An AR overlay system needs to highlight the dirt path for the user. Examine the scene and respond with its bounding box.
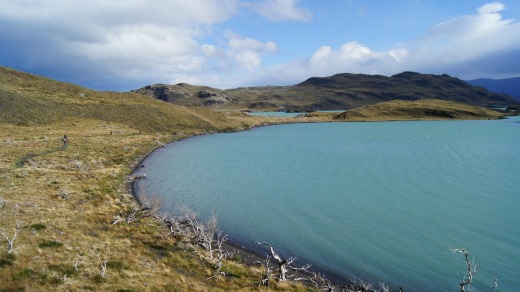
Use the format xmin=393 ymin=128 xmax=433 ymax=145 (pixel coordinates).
xmin=15 ymin=143 xmax=67 ymax=168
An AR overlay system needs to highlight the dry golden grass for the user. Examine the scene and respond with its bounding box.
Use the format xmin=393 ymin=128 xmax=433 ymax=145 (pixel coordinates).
xmin=0 ymin=114 xmax=323 ymax=291
xmin=0 ymin=109 xmax=507 ymax=290
xmin=334 ymin=99 xmax=506 ymax=121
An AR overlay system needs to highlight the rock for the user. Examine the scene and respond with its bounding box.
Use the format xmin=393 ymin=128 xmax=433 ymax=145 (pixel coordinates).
xmin=197 ymin=91 xmax=214 ymax=98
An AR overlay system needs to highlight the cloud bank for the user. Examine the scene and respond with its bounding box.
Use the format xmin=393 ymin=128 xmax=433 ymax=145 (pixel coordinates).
xmin=255 ymin=2 xmax=520 ymax=86
xmin=0 ymin=1 xmax=518 ymax=90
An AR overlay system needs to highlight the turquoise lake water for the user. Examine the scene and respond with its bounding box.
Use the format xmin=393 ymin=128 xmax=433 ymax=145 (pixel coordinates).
xmin=247 ymin=110 xmax=344 ymax=117
xmin=135 ymin=117 xmax=520 ymax=291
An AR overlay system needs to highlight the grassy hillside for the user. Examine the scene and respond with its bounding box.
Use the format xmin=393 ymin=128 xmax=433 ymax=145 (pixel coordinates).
xmin=334 ymin=99 xmax=506 ymax=121
xmin=0 ymin=66 xmax=247 ymax=133
xmin=132 ymin=71 xmax=518 ymax=112
xmin=0 ymin=66 xmax=313 ymax=291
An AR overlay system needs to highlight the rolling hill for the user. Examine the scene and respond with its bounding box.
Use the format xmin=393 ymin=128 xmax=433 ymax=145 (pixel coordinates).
xmin=0 ymin=66 xmax=248 ymax=133
xmin=333 ymin=99 xmax=506 ymax=121
xmin=132 ymin=71 xmax=518 ymax=112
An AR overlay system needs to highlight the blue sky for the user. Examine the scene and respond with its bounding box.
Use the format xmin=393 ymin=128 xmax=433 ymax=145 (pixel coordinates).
xmin=1 ymin=0 xmax=519 ymax=91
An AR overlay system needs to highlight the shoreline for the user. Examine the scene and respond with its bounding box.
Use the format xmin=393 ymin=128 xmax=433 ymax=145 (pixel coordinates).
xmin=126 ymin=123 xmax=356 ymax=288
xmin=125 ymin=114 xmax=518 ymax=289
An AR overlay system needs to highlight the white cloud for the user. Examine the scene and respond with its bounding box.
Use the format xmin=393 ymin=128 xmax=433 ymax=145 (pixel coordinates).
xmin=405 ymin=2 xmax=520 ymax=77
xmin=244 ymin=0 xmax=312 ymax=22
xmin=201 ymin=32 xmax=277 ymax=72
xmin=228 ymin=33 xmax=277 ymax=53
xmin=0 ymin=1 xmax=518 ymax=90
xmin=477 ymin=2 xmax=506 ymax=15
xmin=260 ymin=41 xmax=406 ymax=85
xmin=253 ymin=2 xmax=520 ymax=86
xmin=0 ymin=0 xmax=242 ymax=88
xmin=0 ymin=0 xmax=240 ymax=26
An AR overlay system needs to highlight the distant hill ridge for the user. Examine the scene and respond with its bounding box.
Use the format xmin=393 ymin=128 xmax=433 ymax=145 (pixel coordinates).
xmin=133 ymin=71 xmax=518 ymax=111
xmin=466 ymin=77 xmax=520 ymax=101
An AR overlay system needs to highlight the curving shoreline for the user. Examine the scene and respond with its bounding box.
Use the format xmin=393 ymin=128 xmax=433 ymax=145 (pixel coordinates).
xmin=126 ymin=109 xmax=516 ymax=289
xmin=127 ymin=121 xmax=356 ymax=288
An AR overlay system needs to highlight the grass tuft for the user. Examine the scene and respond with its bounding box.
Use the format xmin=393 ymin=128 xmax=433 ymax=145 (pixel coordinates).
xmin=38 ymin=240 xmax=64 ymax=249
xmin=29 ymin=223 xmax=47 ymax=231
xmin=16 ymin=268 xmax=38 ymax=279
xmin=0 ymin=253 xmax=15 ymax=268
xmin=106 ymin=260 xmax=125 ymax=271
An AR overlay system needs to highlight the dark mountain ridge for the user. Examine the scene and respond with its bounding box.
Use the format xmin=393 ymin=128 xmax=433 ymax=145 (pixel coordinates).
xmin=133 ymin=71 xmax=518 ymax=111
xmin=466 ymin=77 xmax=520 ymax=101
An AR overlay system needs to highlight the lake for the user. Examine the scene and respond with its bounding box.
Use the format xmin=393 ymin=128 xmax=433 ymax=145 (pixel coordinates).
xmin=134 ymin=117 xmax=520 ymax=291
xmin=247 ymin=110 xmax=344 ymax=117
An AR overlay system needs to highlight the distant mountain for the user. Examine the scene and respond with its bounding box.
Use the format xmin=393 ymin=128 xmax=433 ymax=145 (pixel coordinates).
xmin=466 ymin=77 xmax=520 ymax=101
xmin=133 ymin=72 xmax=518 ymax=111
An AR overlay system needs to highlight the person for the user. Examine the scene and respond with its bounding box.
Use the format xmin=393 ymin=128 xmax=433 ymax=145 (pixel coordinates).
xmin=63 ymin=134 xmax=67 ymax=146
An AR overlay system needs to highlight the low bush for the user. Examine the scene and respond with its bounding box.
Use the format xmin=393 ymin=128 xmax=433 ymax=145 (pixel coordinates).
xmin=29 ymin=223 xmax=47 ymax=231
xmin=38 ymin=240 xmax=63 ymax=248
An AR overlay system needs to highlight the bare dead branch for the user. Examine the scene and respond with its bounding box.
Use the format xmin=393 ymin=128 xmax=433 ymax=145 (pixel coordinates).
xmin=0 ymin=204 xmax=22 ymax=254
xmin=379 ymin=281 xmax=390 ymax=292
xmin=0 ymin=227 xmax=21 ymax=254
xmin=112 ymin=193 xmax=164 ymax=224
xmin=258 ymin=242 xmax=310 ymax=282
xmin=452 ymin=247 xmax=478 ymax=292
xmin=260 ymin=255 xmax=271 ymax=287
xmin=93 ymin=246 xmax=109 ymax=278
xmin=308 ymin=272 xmax=334 ymax=291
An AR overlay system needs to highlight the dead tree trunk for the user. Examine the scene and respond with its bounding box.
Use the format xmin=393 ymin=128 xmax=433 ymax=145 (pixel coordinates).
xmin=0 ymin=204 xmax=21 ymax=254
xmin=452 ymin=247 xmax=477 ymax=292
xmin=93 ymin=246 xmax=109 ymax=278
xmin=260 ymin=255 xmax=271 ymax=287
xmin=309 ymin=272 xmax=334 ymax=291
xmin=258 ymin=242 xmax=310 ymax=282
xmin=0 ymin=227 xmax=20 ymax=254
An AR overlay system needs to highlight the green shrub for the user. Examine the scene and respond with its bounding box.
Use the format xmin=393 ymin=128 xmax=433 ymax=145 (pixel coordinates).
xmin=30 ymin=223 xmax=47 ymax=231
xmin=48 ymin=264 xmax=77 ymax=276
xmin=49 ymin=276 xmax=64 ymax=286
xmin=38 ymin=240 xmax=63 ymax=248
xmin=17 ymin=268 xmax=38 ymax=279
xmin=231 ymin=255 xmax=242 ymax=263
xmin=106 ymin=260 xmax=125 ymax=271
xmin=0 ymin=253 xmax=15 ymax=268
xmin=93 ymin=274 xmax=105 ymax=284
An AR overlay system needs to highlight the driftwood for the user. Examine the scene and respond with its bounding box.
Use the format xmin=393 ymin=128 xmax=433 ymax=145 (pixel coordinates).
xmin=258 ymin=242 xmax=310 ymax=282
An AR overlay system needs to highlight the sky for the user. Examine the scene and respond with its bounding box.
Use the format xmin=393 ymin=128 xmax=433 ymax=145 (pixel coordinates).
xmin=1 ymin=0 xmax=519 ymax=91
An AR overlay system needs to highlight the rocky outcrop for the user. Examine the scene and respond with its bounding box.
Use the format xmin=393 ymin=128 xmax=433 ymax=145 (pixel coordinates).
xmin=131 ymin=85 xmax=232 ymax=107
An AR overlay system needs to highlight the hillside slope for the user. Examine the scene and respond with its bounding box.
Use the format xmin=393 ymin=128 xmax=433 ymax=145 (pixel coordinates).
xmin=0 ymin=66 xmax=241 ymax=132
xmin=132 ymin=71 xmax=518 ymax=111
xmin=334 ymin=99 xmax=506 ymax=121
xmin=0 ymin=67 xmax=306 ymax=291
